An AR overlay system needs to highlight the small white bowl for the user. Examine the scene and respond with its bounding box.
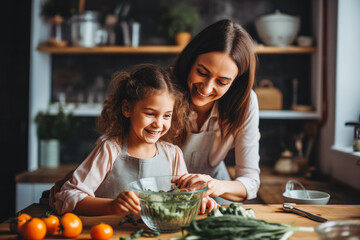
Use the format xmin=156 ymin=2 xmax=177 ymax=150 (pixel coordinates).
xmin=283 ymin=190 xmax=330 ymax=205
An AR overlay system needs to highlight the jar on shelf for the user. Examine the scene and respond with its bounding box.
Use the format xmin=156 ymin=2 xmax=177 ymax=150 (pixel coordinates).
xmin=47 ymin=14 xmax=67 ymax=47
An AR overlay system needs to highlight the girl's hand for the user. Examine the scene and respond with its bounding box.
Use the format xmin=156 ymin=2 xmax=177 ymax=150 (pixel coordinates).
xmin=112 ymin=190 xmax=141 ymax=214
xmin=174 ymin=173 xmax=226 ymax=198
xmin=199 ymin=196 xmax=219 ymax=214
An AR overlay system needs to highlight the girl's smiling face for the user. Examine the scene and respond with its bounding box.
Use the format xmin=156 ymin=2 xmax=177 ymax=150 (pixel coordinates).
xmin=124 ymin=90 xmax=175 ymax=145
xmin=187 ymin=51 xmax=239 ymax=111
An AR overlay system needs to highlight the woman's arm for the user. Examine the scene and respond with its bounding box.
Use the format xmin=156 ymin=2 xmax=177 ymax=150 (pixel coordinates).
xmin=232 ymin=90 xmax=260 ymax=200
xmin=175 ymin=174 xmax=247 ymax=202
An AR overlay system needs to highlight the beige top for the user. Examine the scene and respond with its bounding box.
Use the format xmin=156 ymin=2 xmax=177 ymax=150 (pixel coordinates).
xmin=53 ymin=137 xmax=187 ymax=214
xmin=186 ymin=90 xmax=261 ymax=200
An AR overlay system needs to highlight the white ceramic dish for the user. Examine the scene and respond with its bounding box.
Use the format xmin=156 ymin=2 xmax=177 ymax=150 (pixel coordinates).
xmin=283 ymin=189 xmax=330 ymax=205
xmin=255 ymin=10 xmax=300 ymax=46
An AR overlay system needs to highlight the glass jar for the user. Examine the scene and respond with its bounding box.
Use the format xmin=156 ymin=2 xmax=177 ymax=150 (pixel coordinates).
xmin=316 ymin=220 xmax=360 ymax=240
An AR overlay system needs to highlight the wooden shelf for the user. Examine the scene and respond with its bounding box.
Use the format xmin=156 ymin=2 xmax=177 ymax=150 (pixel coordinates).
xmin=37 ymin=45 xmax=317 ymax=55
xmin=37 ymin=45 xmax=185 ymax=54
xmin=255 ymin=45 xmax=317 ymax=54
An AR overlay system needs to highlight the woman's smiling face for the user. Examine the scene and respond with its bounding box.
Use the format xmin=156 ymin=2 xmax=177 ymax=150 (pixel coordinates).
xmin=187 ymin=51 xmax=239 ymax=110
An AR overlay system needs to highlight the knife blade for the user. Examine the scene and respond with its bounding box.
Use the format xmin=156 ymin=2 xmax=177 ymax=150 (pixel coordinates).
xmin=283 ymin=204 xmax=328 ymax=223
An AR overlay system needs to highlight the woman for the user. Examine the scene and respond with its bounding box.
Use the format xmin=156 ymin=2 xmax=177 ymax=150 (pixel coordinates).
xmin=173 ymin=19 xmax=260 ymax=204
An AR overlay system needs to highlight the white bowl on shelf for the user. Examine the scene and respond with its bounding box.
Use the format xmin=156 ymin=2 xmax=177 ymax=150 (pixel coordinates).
xmin=255 ymin=10 xmax=300 ymax=47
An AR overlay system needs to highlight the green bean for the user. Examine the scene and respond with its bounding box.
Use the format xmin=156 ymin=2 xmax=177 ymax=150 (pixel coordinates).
xmin=120 ymin=228 xmax=161 ymax=240
xmin=119 ymin=213 xmax=143 ymax=226
xmin=180 ymin=215 xmax=313 ymax=240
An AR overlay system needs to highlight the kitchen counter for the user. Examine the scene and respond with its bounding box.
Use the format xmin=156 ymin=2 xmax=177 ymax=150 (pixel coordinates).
xmin=1 ymin=203 xmax=359 ymax=239
xmin=15 ymin=164 xmax=78 ymax=183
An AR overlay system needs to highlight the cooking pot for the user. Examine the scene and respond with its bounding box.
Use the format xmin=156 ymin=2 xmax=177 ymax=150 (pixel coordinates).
xmin=255 ymin=10 xmax=300 ymax=46
xmin=70 ymin=11 xmax=101 ymax=47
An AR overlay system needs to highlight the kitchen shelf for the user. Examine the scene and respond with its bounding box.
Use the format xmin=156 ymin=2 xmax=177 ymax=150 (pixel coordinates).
xmin=47 ymin=103 xmax=320 ymax=119
xmin=47 ymin=103 xmax=102 ymax=116
xmin=259 ymin=110 xmax=319 ymax=119
xmin=37 ymin=45 xmax=317 ymax=55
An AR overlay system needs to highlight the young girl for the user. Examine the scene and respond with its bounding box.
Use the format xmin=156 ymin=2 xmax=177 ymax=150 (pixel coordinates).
xmin=50 ymin=64 xmax=217 ymax=216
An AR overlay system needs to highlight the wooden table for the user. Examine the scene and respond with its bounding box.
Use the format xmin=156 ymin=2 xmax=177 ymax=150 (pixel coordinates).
xmin=1 ymin=204 xmax=359 ymax=239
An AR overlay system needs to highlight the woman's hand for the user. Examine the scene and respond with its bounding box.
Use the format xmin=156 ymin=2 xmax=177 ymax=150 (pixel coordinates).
xmin=174 ymin=174 xmax=226 ymax=198
xmin=112 ymin=190 xmax=141 ymax=214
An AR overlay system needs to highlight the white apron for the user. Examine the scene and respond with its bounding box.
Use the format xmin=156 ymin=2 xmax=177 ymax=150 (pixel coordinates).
xmin=181 ymin=117 xmax=236 ymax=204
xmin=95 ymin=142 xmax=171 ymax=199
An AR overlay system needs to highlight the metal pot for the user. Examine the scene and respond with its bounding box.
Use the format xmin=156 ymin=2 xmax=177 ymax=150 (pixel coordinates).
xmin=70 ymin=11 xmax=100 ymax=47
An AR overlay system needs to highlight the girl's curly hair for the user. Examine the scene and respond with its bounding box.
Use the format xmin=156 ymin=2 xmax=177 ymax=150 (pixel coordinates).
xmin=96 ymin=63 xmax=190 ymax=146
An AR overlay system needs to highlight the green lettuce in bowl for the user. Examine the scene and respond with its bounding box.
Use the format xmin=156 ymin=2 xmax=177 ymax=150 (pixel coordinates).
xmin=129 ymin=176 xmax=208 ymax=233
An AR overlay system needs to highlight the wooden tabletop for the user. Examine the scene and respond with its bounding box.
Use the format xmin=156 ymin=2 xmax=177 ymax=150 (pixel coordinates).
xmin=1 ymin=204 xmax=359 ymax=239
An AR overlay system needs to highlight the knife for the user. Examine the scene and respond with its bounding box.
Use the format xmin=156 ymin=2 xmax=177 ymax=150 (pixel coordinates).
xmin=283 ymin=204 xmax=328 ymax=223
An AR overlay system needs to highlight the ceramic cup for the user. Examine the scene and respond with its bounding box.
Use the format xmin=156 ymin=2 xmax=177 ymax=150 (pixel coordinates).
xmin=297 ymin=36 xmax=313 ymax=47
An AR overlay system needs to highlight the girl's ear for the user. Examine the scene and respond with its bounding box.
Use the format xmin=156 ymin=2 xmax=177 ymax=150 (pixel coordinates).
xmin=121 ymin=100 xmax=132 ymax=118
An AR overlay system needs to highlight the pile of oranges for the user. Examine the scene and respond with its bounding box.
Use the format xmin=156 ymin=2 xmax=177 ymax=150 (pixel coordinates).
xmin=10 ymin=212 xmax=113 ymax=240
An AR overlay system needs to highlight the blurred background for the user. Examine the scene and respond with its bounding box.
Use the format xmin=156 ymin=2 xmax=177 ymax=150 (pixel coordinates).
xmin=1 ymin=0 xmax=359 ymax=223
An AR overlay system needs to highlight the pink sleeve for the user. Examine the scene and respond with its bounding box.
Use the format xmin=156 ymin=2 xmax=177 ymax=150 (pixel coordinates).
xmin=53 ymin=138 xmax=120 ymax=214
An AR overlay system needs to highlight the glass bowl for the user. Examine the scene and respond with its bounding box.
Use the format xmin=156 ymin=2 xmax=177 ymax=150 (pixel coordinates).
xmin=316 ymin=220 xmax=360 ymax=240
xmin=129 ymin=176 xmax=208 ymax=233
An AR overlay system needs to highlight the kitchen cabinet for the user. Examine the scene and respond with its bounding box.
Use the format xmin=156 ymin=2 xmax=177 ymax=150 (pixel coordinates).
xmin=28 ymin=0 xmax=324 ymax=171
xmin=15 ymin=164 xmax=77 ymax=212
xmin=16 ymin=183 xmax=53 ymax=212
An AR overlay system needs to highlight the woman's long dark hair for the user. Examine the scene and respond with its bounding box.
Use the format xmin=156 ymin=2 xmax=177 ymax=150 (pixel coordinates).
xmin=97 ymin=64 xmax=190 ymax=146
xmin=173 ymin=19 xmax=257 ymax=137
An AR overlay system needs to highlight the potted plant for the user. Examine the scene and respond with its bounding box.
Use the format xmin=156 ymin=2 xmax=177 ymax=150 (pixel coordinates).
xmin=35 ymin=105 xmax=78 ymax=168
xmin=158 ymin=2 xmax=200 ymax=46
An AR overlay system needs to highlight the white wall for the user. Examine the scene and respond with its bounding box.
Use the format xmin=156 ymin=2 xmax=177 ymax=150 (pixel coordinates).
xmin=319 ymin=0 xmax=360 ymax=189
